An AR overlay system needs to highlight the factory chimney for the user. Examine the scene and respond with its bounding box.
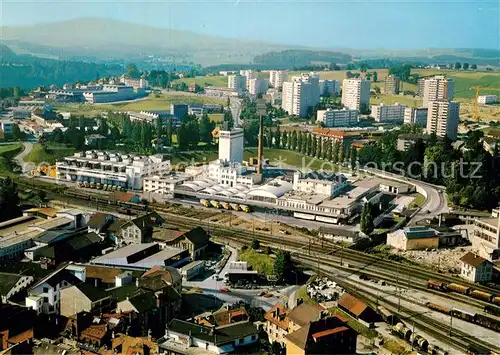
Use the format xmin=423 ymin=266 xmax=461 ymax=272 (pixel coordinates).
xmin=257 ymin=116 xmax=264 ymax=174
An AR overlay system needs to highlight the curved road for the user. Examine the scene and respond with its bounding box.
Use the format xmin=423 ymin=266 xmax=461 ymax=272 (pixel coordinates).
xmin=14 ymin=142 xmax=33 ymax=174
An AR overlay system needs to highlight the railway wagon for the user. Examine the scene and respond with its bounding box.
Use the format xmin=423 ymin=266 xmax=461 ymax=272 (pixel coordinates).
xmin=409 ymin=334 xmax=428 ymax=351
xmin=393 ymin=322 xmax=412 ymax=341
xmin=446 ymin=283 xmax=471 ymax=295
xmin=470 ymin=290 xmax=494 ymax=302
xmin=484 ymin=304 xmax=500 ymax=316
xmin=377 ymin=306 xmax=400 ymax=325
xmin=426 ymin=302 xmax=451 ymax=314
xmin=493 ymin=296 xmax=500 ymax=306
xmin=451 ymin=308 xmax=475 ymax=323
xmin=427 ymin=345 xmax=449 ymax=355
xmin=427 ymin=279 xmax=446 ymax=291
xmin=475 ymin=313 xmax=500 ymax=332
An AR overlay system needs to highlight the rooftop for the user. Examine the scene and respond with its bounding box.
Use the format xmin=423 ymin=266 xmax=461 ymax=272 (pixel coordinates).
xmin=73 ymin=283 xmax=110 ymax=302
xmin=460 ymin=252 xmax=490 ymax=268
xmin=476 ymin=217 xmax=499 ymax=229
xmin=287 ymin=303 xmax=323 ymax=327
xmin=338 ymin=293 xmax=368 ymax=317
xmin=0 ymin=272 xmax=24 ymax=296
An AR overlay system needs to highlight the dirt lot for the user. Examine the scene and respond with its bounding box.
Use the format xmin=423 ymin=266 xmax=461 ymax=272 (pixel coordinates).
xmin=395 ymin=246 xmax=474 ymax=274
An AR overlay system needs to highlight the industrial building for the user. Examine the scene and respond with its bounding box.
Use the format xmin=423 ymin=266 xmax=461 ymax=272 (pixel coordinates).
xmin=82 ymin=85 xmax=147 ymax=104
xmin=386 ymin=226 xmax=440 ymax=251
xmin=56 ymin=151 xmax=171 ymax=190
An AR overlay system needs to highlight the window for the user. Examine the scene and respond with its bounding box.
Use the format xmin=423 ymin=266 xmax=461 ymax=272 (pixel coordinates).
xmin=43 ymin=286 xmax=49 ymax=293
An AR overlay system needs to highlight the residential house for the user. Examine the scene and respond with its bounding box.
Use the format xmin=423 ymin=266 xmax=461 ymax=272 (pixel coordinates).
xmin=25 ymin=267 xmax=81 ymax=315
xmin=0 ymin=273 xmax=34 ymax=303
xmin=337 ymin=293 xmax=379 ymax=325
xmin=60 ymin=283 xmax=114 ymax=317
xmin=287 ymin=302 xmax=323 ymax=332
xmin=84 ymin=265 xmax=131 ymax=289
xmin=285 ymin=316 xmax=357 ymax=355
xmin=161 ymin=226 xmax=210 ymax=260
xmin=265 ymin=303 xmax=290 ymax=347
xmin=0 ymin=303 xmax=37 ymax=352
xmin=119 ymin=212 xmax=164 ymax=245
xmin=459 ymin=252 xmax=493 ymax=283
xmin=141 ymin=265 xmax=183 ymax=297
xmin=159 ymin=319 xmax=259 ymax=354
xmin=64 ymin=312 xmax=111 ymax=349
xmin=102 ymin=335 xmax=159 ymax=355
xmin=87 ymin=212 xmax=117 ymax=236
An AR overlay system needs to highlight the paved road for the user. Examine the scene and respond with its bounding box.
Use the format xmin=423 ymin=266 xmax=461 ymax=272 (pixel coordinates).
xmin=13 ymin=142 xmax=33 ymax=174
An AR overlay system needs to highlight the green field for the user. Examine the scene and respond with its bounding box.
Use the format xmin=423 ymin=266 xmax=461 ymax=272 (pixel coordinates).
xmin=244 ymin=148 xmax=341 ymax=172
xmin=55 ymin=93 xmax=225 ymax=117
xmin=25 ymin=144 xmax=75 ymax=164
xmin=167 ymin=151 xmax=218 ymax=166
xmin=209 ymin=113 xmax=224 ymax=123
xmin=172 ymin=75 xmax=228 ymax=87
xmin=239 ymin=248 xmax=274 ymax=275
xmin=0 ymin=143 xmax=23 ymax=174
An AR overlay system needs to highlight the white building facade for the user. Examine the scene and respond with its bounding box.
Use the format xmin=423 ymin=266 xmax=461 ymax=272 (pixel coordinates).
xmin=247 ymin=78 xmax=269 ymax=95
xmin=316 ymin=108 xmax=359 ymax=127
xmin=422 ymin=76 xmax=454 ymax=107
xmin=282 ymin=73 xmax=320 ymax=117
xmin=426 ymin=101 xmax=460 ymax=140
xmin=341 ymin=79 xmax=371 ymax=111
xmin=56 ymin=151 xmax=171 ymax=189
xmin=477 ymin=95 xmax=498 ymax=105
xmin=293 ymin=172 xmax=347 ymax=197
xmin=320 ymin=80 xmax=341 ymax=96
xmin=404 ymin=107 xmax=428 ymax=126
xmin=370 ymin=103 xmax=406 ymax=122
xmin=228 ymin=75 xmax=247 ymax=94
xmin=218 ymin=128 xmax=244 ymax=163
xmin=269 ymin=70 xmax=288 ymax=89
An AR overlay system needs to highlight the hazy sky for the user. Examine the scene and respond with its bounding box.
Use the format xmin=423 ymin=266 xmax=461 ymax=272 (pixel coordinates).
xmin=2 ymin=0 xmax=499 ymax=49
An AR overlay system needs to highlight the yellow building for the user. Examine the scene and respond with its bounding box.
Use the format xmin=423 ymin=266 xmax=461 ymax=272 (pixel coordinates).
xmin=387 ymin=226 xmax=439 ymax=251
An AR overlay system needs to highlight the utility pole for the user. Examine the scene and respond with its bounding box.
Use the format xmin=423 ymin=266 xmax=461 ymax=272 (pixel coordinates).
xmin=449 ymin=309 xmax=454 ymax=337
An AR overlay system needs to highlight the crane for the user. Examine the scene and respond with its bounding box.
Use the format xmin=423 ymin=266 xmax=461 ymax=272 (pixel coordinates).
xmin=470 ymin=86 xmax=500 ymax=122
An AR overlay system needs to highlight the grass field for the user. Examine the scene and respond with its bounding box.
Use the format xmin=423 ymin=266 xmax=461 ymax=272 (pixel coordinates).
xmin=55 ymin=93 xmax=225 ymax=117
xmin=0 ymin=143 xmax=23 ymax=174
xmin=239 ymin=248 xmax=274 ymax=275
xmin=295 ymin=284 xmax=317 ymax=305
xmin=209 ymin=113 xmax=224 ymax=122
xmin=25 ymin=143 xmax=75 ymax=164
xmin=172 ymin=75 xmax=228 ymax=87
xmin=167 ymin=150 xmax=218 ymax=166
xmin=244 ymin=148 xmax=341 ymax=172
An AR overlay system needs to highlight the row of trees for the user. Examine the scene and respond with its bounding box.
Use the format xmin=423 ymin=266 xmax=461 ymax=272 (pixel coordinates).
xmin=357 ymin=128 xmax=500 ymax=210
xmin=453 ymin=62 xmax=477 ymax=70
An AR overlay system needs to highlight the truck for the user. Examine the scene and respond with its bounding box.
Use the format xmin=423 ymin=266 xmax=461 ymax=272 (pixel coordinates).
xmin=200 ymin=199 xmax=210 ymax=207
xmin=240 ymin=204 xmax=250 ymax=212
xmin=230 ymin=203 xmax=240 ymax=211
xmin=210 ymin=200 xmax=222 ymax=208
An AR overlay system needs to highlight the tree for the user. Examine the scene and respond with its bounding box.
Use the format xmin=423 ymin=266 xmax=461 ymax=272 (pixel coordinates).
xmin=360 ymin=202 xmax=374 ymax=235
xmin=291 ymin=131 xmax=298 ymax=151
xmin=332 ymin=141 xmax=339 ymax=163
xmin=282 ymin=131 xmax=288 ymax=149
xmin=273 ymin=250 xmax=293 ymax=283
xmin=372 ymin=71 xmax=378 ymax=82
xmin=454 ymin=62 xmax=462 ymax=70
xmin=223 ymin=110 xmax=235 ymax=130
xmin=462 ymin=63 xmax=469 ymax=70
xmin=199 ymin=113 xmax=215 ymax=144
xmin=471 ymin=64 xmax=477 ymax=70
xmin=350 ymin=146 xmax=357 ymax=169
xmin=177 ymin=123 xmax=190 ymax=150
xmin=251 ymin=238 xmax=260 ymax=250
xmin=311 ymin=135 xmax=317 ymax=157
xmin=11 ymin=124 xmax=25 ymax=140
xmin=0 ymin=177 xmax=21 ymax=222
xmin=316 ymin=137 xmax=322 ymax=158
xmin=306 ymin=133 xmax=312 ymax=156
xmin=166 ymin=119 xmax=173 ymax=146
xmin=51 ymin=128 xmax=64 ymax=143
xmin=186 ymin=119 xmax=200 ymax=149
xmin=274 ymin=126 xmax=281 ymax=149
xmin=126 ymin=63 xmax=140 ymax=78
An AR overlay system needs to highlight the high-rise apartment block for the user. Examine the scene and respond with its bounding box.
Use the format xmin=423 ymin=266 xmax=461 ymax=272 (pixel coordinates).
xmin=384 ymin=75 xmax=400 ymax=95
xmin=269 ymin=70 xmax=288 ymax=89
xmin=248 ymin=79 xmax=269 ymax=95
xmin=426 ymin=101 xmax=460 ymax=140
xmin=404 ymin=107 xmax=428 ymax=126
xmin=370 ymin=103 xmax=406 ymax=122
xmin=228 ymin=75 xmax=247 ymax=93
xmin=320 ymin=80 xmax=341 ymax=96
xmin=240 ymin=70 xmax=258 ymax=81
xmin=422 ymin=76 xmax=454 ymax=107
xmin=316 ymin=108 xmax=359 ymax=127
xmin=281 ymin=73 xmax=321 ymax=117
xmin=341 ymin=79 xmax=371 ymax=111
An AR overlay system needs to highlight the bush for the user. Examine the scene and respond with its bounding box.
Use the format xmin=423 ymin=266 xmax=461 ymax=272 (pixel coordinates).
xmin=240 ymin=245 xmax=248 ymax=252
xmin=251 ymin=238 xmax=260 ymax=250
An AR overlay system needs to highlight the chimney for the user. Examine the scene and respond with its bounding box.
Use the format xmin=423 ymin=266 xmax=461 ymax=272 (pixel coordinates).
xmin=257 ymin=116 xmax=264 ymax=175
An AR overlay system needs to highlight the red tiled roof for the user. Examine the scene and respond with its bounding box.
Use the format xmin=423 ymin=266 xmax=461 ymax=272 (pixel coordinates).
xmin=338 ymin=293 xmax=368 ymax=317
xmin=264 ymin=303 xmax=290 ymax=330
xmin=312 ymin=326 xmax=349 ymax=340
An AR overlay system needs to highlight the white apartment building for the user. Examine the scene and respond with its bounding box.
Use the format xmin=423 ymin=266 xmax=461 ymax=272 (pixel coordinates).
xmin=341 ymin=79 xmax=371 ymax=111
xmin=282 ymin=73 xmax=320 ymax=117
xmin=472 ymin=213 xmax=500 ymax=261
xmin=404 ymin=107 xmax=428 ymax=126
xmin=228 ymin=75 xmax=247 ymax=93
xmin=208 ymin=162 xmax=261 ymax=187
xmin=56 ymin=151 xmax=171 ymax=190
xmin=426 ymin=101 xmax=460 ymax=140
xmin=240 ymin=70 xmax=258 ymax=88
xmin=477 ymin=95 xmax=498 ymax=105
xmin=120 ymin=76 xmax=149 ymax=89
xmin=422 ymin=76 xmax=454 ymax=107
xmin=316 ymin=108 xmax=359 ymax=127
xmin=293 ymin=172 xmax=348 ymax=197
xmin=319 ymin=80 xmax=341 ymax=96
xmin=143 ymin=173 xmax=192 ymax=195
xmin=248 ymin=78 xmax=269 ymax=95
xmin=218 ymin=128 xmax=244 ymax=164
xmin=269 ymin=70 xmax=288 ymax=89
xmin=370 ymin=103 xmax=406 ymax=122
xmin=459 ymin=252 xmax=493 ymax=283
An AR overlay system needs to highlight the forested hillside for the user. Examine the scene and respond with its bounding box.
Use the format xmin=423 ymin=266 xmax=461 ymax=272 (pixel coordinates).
xmin=253 ymin=49 xmax=352 ymax=68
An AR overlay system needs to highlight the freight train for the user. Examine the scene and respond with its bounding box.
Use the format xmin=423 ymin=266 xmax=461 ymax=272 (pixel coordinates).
xmin=425 ymin=302 xmax=500 ymax=332
xmin=427 ymin=279 xmax=500 ymax=306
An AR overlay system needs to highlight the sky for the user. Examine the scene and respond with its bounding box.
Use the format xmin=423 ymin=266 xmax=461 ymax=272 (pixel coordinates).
xmin=1 ymin=0 xmax=499 ymax=49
